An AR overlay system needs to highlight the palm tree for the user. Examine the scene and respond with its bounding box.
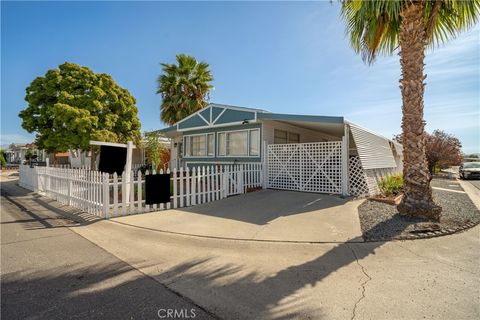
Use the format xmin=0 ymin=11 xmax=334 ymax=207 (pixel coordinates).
xmin=157 ymin=54 xmax=214 ymax=125
xmin=341 ymin=0 xmax=479 ymax=220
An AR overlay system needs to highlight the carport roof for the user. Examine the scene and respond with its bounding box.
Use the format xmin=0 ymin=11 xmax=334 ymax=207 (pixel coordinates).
xmin=256 ymin=112 xmax=344 ymax=124
xmin=258 ymin=113 xmax=345 ymax=137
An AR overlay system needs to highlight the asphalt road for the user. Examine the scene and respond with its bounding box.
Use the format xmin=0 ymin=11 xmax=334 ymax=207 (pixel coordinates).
xmin=466 ymin=179 xmax=480 ymax=190
xmin=0 ymin=181 xmax=215 ymax=320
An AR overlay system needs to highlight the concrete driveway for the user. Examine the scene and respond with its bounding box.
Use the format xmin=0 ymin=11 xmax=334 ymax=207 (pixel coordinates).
xmin=112 ymin=189 xmax=364 ymax=243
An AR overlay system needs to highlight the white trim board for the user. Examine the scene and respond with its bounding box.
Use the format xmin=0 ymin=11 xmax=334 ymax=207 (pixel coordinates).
xmin=90 ymin=141 xmax=136 ymax=149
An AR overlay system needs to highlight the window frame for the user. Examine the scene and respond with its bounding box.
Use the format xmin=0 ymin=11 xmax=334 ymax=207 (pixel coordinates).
xmin=216 ymin=128 xmax=261 ymax=158
xmin=274 ymin=129 xmax=288 ymax=144
xmin=183 ymin=133 xmax=215 ymax=158
xmin=274 ymin=129 xmax=300 ymax=144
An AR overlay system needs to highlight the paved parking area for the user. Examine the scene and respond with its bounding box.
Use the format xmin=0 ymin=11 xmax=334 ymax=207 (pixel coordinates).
xmin=112 ymin=189 xmax=364 ymax=243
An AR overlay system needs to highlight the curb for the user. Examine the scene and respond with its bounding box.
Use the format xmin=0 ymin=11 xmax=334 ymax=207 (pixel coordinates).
xmin=365 ymin=219 xmax=480 ymax=242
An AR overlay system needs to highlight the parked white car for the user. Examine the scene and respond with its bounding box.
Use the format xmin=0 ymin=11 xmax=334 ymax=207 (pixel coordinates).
xmin=459 ymin=162 xmax=480 ymax=180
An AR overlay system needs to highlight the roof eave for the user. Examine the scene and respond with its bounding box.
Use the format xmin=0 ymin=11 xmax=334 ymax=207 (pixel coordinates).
xmin=257 ymin=113 xmax=344 ymax=124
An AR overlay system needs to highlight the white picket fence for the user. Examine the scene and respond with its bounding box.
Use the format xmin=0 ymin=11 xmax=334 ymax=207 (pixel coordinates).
xmin=18 ymin=163 xmax=263 ymax=219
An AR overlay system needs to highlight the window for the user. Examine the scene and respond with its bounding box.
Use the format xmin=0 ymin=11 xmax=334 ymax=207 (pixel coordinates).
xmin=191 ymin=135 xmax=205 ymax=156
xmin=218 ymin=133 xmax=226 ymax=156
xmin=185 ymin=138 xmax=191 ymax=157
xmin=274 ymin=130 xmax=287 ymax=144
xmin=218 ymin=129 xmax=260 ymax=157
xmin=184 ymin=133 xmax=214 ymax=157
xmin=207 ymin=134 xmax=214 ymax=156
xmin=288 ymin=132 xmax=300 ymax=143
xmin=274 ymin=129 xmax=300 ymax=144
xmin=249 ymin=130 xmax=260 ymax=156
xmin=227 ymin=131 xmax=248 ymax=156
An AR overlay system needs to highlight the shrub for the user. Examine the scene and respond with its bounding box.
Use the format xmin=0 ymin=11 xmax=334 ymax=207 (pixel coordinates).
xmin=378 ymin=174 xmax=403 ymax=197
xmin=0 ymin=149 xmax=6 ymax=168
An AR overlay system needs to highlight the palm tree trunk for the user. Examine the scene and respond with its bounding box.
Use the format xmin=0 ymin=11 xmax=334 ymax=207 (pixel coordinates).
xmin=397 ymin=2 xmax=442 ymax=221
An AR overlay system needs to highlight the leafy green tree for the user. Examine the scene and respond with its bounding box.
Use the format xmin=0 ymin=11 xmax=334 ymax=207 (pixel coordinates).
xmin=157 ymin=54 xmax=214 ymax=125
xmin=19 ymin=62 xmax=141 ymax=167
xmin=341 ymin=0 xmax=479 ymax=220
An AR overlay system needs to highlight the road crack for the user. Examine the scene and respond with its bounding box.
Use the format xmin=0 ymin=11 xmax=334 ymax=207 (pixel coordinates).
xmin=346 ymin=243 xmax=372 ymax=320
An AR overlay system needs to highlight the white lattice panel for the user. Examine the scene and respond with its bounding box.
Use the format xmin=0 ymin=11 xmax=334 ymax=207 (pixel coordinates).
xmin=348 ymin=156 xmax=369 ymax=197
xmin=267 ymin=141 xmax=342 ymax=194
xmin=348 ymin=155 xmax=401 ymax=196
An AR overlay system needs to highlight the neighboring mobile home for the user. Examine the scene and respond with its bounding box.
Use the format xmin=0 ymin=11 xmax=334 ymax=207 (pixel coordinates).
xmin=158 ymin=103 xmax=403 ymax=197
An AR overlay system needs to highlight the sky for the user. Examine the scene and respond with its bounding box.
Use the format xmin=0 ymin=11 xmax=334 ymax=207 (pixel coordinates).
xmin=1 ymin=1 xmax=479 ymax=153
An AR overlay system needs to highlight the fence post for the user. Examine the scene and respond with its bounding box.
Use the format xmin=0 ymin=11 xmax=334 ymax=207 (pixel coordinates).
xmin=223 ymin=166 xmax=228 ymax=198
xmin=136 ymin=170 xmax=142 ymax=213
xmin=113 ymin=172 xmax=118 ymax=217
xmin=121 ymin=171 xmax=127 ymax=216
xmin=201 ymin=166 xmax=206 ymax=204
xmin=179 ymin=167 xmax=184 ymax=208
xmin=191 ymin=167 xmax=196 ymax=206
xmin=262 ymin=141 xmax=268 ymax=189
xmin=129 ymin=170 xmax=135 ymax=214
xmin=68 ymin=170 xmax=72 ymax=206
xmin=102 ymin=173 xmax=109 ymax=218
xmin=35 ymin=166 xmax=40 ymax=193
xmin=206 ymin=166 xmax=211 ymax=202
xmin=125 ymin=141 xmax=133 ymax=204
xmin=185 ymin=167 xmax=190 ymax=207
xmin=166 ymin=168 xmax=171 ymax=209
xmin=239 ymin=165 xmax=244 ymax=194
xmin=341 ymin=131 xmax=349 ymax=196
xmin=173 ymin=168 xmax=178 ymax=209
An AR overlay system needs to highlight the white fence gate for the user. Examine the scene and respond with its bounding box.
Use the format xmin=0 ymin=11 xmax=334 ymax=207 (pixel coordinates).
xmin=218 ymin=163 xmax=263 ymax=196
xmin=267 ymin=141 xmax=343 ymax=194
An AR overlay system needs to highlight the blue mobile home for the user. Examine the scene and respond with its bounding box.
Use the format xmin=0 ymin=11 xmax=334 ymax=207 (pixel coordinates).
xmin=159 ymin=103 xmax=346 ymax=167
xmin=158 ymin=103 xmax=403 ymax=196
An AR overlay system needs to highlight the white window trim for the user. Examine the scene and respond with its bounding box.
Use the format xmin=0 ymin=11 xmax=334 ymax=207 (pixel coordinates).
xmin=216 ymin=128 xmax=261 ymax=158
xmin=183 ymin=133 xmax=215 ymax=158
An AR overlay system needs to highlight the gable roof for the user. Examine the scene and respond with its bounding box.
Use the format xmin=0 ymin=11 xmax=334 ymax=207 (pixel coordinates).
xmin=158 ymin=103 xmax=268 ymax=134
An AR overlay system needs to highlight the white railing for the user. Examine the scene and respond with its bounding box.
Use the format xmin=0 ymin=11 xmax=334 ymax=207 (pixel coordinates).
xmin=18 ymin=163 xmax=263 ymax=219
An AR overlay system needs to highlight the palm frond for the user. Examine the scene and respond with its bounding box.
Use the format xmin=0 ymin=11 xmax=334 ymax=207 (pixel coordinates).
xmin=340 ymin=0 xmax=480 ymax=63
xmin=157 ymin=54 xmax=214 ymax=125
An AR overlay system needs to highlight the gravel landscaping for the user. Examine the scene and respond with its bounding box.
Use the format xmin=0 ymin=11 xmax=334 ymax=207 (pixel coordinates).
xmin=358 ymin=179 xmax=480 ymax=241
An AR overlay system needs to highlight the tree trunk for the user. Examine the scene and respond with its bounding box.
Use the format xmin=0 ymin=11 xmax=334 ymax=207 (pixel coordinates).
xmin=397 ymin=2 xmax=442 ymax=220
